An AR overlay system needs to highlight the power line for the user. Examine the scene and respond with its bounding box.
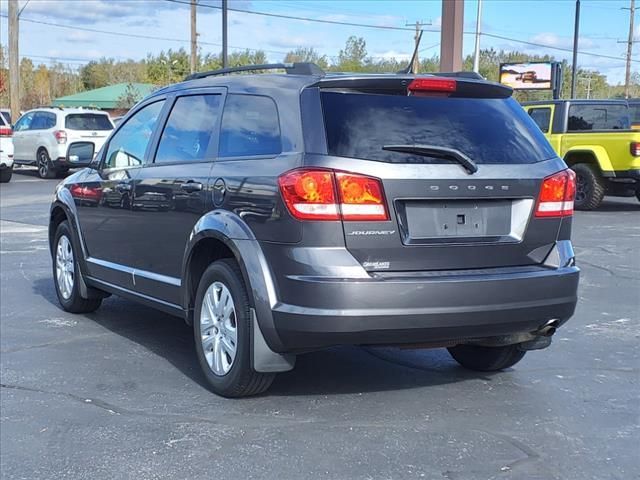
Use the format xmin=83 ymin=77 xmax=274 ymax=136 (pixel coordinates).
xmin=480 ymin=32 xmax=639 ymax=63
xmin=164 ymin=0 xmax=417 ymax=31
xmin=0 ymin=13 xmax=291 ymax=56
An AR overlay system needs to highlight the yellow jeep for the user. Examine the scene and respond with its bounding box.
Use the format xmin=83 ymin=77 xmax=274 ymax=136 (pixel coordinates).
xmin=523 ymin=100 xmax=640 ymax=210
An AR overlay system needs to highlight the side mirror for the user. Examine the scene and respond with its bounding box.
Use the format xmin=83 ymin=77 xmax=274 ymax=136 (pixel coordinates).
xmin=66 ymin=142 xmax=97 ymax=168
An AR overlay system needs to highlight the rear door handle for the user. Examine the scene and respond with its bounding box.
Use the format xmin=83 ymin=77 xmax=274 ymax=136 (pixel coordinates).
xmin=180 ymin=181 xmax=203 ymax=193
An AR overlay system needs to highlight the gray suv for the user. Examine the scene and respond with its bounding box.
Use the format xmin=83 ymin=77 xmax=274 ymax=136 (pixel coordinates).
xmin=48 ymin=63 xmax=579 ymax=397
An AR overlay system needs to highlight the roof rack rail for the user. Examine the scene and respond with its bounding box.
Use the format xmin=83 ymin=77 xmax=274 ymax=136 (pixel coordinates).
xmin=186 ymin=62 xmax=325 ymax=81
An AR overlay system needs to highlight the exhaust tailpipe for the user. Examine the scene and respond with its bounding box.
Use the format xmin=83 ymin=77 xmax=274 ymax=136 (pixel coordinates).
xmin=536 ymin=319 xmax=559 ymax=337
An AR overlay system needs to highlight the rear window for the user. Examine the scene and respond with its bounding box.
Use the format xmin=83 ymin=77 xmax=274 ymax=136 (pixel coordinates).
xmin=627 ymin=102 xmax=640 ymax=124
xmin=321 ymin=92 xmax=556 ymax=164
xmin=528 ymin=107 xmax=551 ymax=133
xmin=0 ymin=111 xmax=10 ymax=125
xmin=65 ymin=114 xmax=113 ymax=131
xmin=567 ymin=103 xmax=630 ymax=131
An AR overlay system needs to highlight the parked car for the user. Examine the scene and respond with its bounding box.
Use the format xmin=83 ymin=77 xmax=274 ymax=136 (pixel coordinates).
xmin=0 ymin=113 xmax=13 ymax=183
xmin=49 ymin=63 xmax=579 ymax=397
xmin=0 ymin=108 xmax=11 ymax=125
xmin=12 ymin=107 xmax=114 ymax=179
xmin=523 ymin=100 xmax=639 ymax=209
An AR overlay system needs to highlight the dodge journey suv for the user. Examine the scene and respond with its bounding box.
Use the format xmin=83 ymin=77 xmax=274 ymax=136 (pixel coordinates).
xmin=49 ymin=63 xmax=579 ymax=397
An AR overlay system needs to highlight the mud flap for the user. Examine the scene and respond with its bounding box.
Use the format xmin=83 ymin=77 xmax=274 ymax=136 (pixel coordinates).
xmin=251 ymin=308 xmax=295 ymax=373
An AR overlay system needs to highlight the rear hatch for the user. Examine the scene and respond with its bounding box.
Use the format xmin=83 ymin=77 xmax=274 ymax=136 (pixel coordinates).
xmin=306 ymin=76 xmax=568 ymax=272
xmin=65 ymin=113 xmax=113 ymax=152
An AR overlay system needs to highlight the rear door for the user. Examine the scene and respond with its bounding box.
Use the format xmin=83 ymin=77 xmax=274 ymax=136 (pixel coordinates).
xmin=314 ymin=86 xmax=566 ymax=272
xmin=128 ymin=90 xmax=224 ymax=305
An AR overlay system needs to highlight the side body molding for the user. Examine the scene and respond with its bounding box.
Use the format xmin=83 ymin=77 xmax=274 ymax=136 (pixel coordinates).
xmin=182 ymin=210 xmax=295 ymax=373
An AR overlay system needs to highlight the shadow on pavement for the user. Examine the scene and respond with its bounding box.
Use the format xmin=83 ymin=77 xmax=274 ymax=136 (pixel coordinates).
xmin=584 ymin=199 xmax=640 ymax=212
xmin=32 ymin=276 xmax=484 ymax=397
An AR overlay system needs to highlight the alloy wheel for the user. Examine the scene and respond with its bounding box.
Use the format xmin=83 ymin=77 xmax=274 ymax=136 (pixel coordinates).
xmin=575 ymin=172 xmax=588 ymax=203
xmin=55 ymin=235 xmax=75 ymax=300
xmin=199 ymin=281 xmax=238 ymax=376
xmin=38 ymin=152 xmax=49 ymax=178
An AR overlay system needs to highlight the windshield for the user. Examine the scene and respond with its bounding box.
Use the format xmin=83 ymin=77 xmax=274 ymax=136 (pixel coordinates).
xmin=65 ymin=113 xmax=113 ymax=131
xmin=320 ymin=92 xmax=556 ymax=164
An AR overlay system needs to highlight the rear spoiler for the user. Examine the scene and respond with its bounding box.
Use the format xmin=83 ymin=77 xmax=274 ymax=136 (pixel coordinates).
xmin=314 ymin=75 xmax=513 ymax=99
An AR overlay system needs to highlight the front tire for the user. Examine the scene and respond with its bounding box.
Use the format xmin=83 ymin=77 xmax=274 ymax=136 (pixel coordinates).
xmin=448 ymin=344 xmax=526 ymax=372
xmin=53 ymin=221 xmax=102 ymax=313
xmin=193 ymin=259 xmax=275 ymax=397
xmin=572 ymin=163 xmax=605 ymax=210
xmin=0 ymin=166 xmax=12 ymax=183
xmin=37 ymin=149 xmax=56 ymax=179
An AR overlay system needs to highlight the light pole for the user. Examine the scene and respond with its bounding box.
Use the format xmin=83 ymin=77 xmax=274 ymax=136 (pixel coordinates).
xmin=473 ymin=0 xmax=483 ymax=73
xmin=570 ymin=0 xmax=581 ymax=99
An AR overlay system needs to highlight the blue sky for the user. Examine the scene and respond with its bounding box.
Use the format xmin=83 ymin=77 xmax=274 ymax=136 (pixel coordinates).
xmin=0 ymin=0 xmax=637 ymax=84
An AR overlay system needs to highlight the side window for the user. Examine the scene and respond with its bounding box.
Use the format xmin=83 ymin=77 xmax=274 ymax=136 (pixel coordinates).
xmin=155 ymin=95 xmax=221 ymax=164
xmin=568 ymin=104 xmax=630 ymax=131
xmin=104 ymin=101 xmax=165 ymax=169
xmin=44 ymin=112 xmax=57 ymax=129
xmin=31 ymin=112 xmax=47 ymax=130
xmin=528 ymin=108 xmax=551 ymax=133
xmin=14 ymin=113 xmax=34 ymax=131
xmin=219 ymin=94 xmax=281 ymax=158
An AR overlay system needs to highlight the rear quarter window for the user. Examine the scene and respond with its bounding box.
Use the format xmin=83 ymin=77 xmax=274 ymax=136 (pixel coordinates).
xmin=321 ymin=92 xmax=556 ymax=164
xmin=218 ymin=94 xmax=281 ymax=158
xmin=567 ymin=104 xmax=630 ymax=131
xmin=65 ymin=114 xmax=113 ymax=131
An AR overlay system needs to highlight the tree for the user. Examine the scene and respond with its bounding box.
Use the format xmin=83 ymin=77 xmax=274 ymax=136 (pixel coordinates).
xmin=335 ymin=36 xmax=368 ymax=71
xmin=283 ymin=47 xmax=329 ymax=70
xmin=116 ymin=83 xmax=145 ymax=109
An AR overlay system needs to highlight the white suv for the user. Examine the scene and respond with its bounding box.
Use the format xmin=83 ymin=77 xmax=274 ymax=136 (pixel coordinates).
xmin=12 ymin=108 xmax=114 ymax=178
xmin=0 ymin=112 xmax=13 ymax=183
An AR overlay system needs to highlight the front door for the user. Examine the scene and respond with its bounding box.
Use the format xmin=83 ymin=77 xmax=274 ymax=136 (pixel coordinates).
xmin=70 ymin=99 xmax=167 ymax=289
xmin=128 ymin=91 xmax=224 ymax=305
xmin=12 ymin=112 xmax=34 ymax=161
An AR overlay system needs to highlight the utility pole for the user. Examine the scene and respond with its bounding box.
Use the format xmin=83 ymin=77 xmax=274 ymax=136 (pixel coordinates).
xmin=580 ymin=72 xmax=593 ymax=99
xmin=222 ymin=0 xmax=228 ymax=68
xmin=190 ymin=0 xmax=197 ymax=74
xmin=405 ymin=21 xmax=428 ymax=74
xmin=620 ymin=0 xmax=636 ymax=98
xmin=473 ymin=0 xmax=483 ymax=73
xmin=570 ymin=0 xmax=580 ymax=99
xmin=8 ymin=0 xmax=19 ymax=123
xmin=440 ymin=0 xmax=464 ymax=72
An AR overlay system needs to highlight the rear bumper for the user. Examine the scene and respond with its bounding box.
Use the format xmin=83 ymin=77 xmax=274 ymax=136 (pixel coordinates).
xmin=270 ymin=261 xmax=579 ymax=352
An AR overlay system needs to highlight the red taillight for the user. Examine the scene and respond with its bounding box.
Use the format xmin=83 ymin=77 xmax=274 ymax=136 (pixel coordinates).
xmin=278 ymin=169 xmax=389 ymax=222
xmin=54 ymin=130 xmax=67 ymax=144
xmin=408 ymin=77 xmax=457 ymax=94
xmin=535 ymin=169 xmax=576 ymax=217
xmin=70 ymin=184 xmax=102 ymax=200
xmin=279 ymin=169 xmax=339 ymax=220
xmin=0 ymin=126 xmax=12 ymax=137
xmin=335 ymin=172 xmax=389 ymax=221
xmin=630 ymin=142 xmax=640 ymax=157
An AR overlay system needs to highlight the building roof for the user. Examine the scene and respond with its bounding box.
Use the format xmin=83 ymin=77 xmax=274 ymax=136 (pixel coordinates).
xmin=52 ymin=83 xmax=156 ymax=109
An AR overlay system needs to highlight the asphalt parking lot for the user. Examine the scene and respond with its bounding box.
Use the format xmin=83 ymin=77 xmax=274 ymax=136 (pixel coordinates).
xmin=1 ymin=168 xmax=638 ymax=480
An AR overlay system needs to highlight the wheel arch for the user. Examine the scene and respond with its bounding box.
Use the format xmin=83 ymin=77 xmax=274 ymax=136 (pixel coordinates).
xmin=563 ymin=146 xmax=614 ymax=174
xmin=181 ymin=210 xmax=293 ymax=372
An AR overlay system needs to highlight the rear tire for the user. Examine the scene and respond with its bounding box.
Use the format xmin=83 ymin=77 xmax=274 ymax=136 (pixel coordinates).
xmin=572 ymin=163 xmax=605 ymax=210
xmin=193 ymin=259 xmax=275 ymax=397
xmin=448 ymin=344 xmax=526 ymax=372
xmin=0 ymin=166 xmax=12 ymax=183
xmin=37 ymin=149 xmax=56 ymax=179
xmin=53 ymin=221 xmax=102 ymax=313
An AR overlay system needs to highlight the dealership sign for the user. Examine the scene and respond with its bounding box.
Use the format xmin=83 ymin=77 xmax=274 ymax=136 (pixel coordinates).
xmin=499 ymin=62 xmax=554 ymax=90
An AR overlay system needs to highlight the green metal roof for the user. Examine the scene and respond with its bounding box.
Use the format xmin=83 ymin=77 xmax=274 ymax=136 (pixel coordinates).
xmin=52 ymin=83 xmax=156 ymax=109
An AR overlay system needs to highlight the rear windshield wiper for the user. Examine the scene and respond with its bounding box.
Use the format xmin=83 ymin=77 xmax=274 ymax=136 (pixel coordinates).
xmin=382 ymin=144 xmax=478 ymax=174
